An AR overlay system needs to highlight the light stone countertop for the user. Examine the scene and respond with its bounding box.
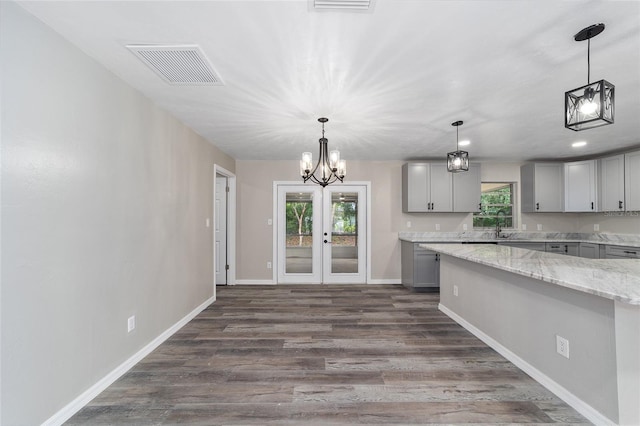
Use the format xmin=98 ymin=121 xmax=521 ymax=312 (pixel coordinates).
xmin=419 ymin=243 xmax=640 ymax=305
xmin=399 ymin=231 xmax=640 ymax=248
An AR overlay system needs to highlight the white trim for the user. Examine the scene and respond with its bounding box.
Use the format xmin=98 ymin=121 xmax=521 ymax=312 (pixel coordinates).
xmin=438 ymin=303 xmax=615 ymax=426
xmin=42 ymin=296 xmax=215 ymax=426
xmin=367 ymin=279 xmax=402 ymax=285
xmin=214 ymin=165 xmax=236 ymax=288
xmin=234 ymin=280 xmax=276 ymax=285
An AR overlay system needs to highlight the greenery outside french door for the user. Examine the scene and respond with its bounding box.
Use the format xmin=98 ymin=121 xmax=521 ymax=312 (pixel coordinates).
xmin=276 ymin=184 xmax=367 ymax=284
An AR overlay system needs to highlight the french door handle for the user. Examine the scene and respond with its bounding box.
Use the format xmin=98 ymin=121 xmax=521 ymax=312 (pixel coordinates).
xmin=324 ymin=239 xmax=331 ymax=244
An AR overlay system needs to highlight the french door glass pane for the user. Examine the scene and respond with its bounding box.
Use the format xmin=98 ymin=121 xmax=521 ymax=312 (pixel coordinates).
xmin=330 ymin=191 xmax=358 ymax=273
xmin=285 ymin=192 xmax=313 ymax=273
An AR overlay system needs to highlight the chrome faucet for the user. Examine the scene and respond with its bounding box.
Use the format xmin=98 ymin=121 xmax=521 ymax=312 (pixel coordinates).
xmin=495 ymin=222 xmax=502 ymax=239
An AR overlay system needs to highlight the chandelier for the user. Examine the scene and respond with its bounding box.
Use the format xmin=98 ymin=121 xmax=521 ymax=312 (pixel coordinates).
xmin=447 ymin=120 xmax=469 ymax=173
xmin=565 ymin=23 xmax=614 ymax=131
xmin=300 ymin=117 xmax=346 ymax=186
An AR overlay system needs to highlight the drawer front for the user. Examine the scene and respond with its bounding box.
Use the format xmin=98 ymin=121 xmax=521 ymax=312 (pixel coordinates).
xmin=605 ymin=245 xmax=640 ymax=259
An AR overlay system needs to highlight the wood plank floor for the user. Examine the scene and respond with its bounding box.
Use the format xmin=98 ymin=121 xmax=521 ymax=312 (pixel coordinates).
xmin=66 ymin=285 xmax=590 ymax=425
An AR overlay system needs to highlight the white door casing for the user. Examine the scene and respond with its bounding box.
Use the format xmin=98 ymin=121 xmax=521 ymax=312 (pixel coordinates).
xmin=215 ymin=175 xmax=227 ymax=285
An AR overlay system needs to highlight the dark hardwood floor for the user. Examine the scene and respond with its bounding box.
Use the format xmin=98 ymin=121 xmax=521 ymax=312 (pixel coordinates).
xmin=66 ymin=285 xmax=589 ymax=425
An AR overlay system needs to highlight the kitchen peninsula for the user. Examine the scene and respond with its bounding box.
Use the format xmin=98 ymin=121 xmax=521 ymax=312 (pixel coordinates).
xmin=420 ymin=242 xmax=640 ymax=426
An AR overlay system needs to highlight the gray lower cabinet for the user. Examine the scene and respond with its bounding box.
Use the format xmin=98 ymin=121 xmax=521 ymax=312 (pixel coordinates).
xmin=401 ymin=241 xmax=439 ymax=290
xmin=604 ymin=245 xmax=640 ymax=259
xmin=545 ymin=242 xmax=579 ymax=256
xmin=579 ymin=242 xmax=600 ymax=259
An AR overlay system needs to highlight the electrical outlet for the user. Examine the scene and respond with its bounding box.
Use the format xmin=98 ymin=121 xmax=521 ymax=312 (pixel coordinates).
xmin=267 ymin=218 xmax=273 ymax=226
xmin=206 ymin=218 xmax=210 ymax=228
xmin=435 ymin=223 xmax=441 ymax=231
xmin=407 ymin=221 xmax=412 ymax=228
xmin=594 ymin=224 xmax=600 ymax=231
xmin=537 ymin=224 xmax=543 ymax=231
xmin=556 ymin=335 xmax=570 ymax=359
xmin=127 ymin=315 xmax=136 ymax=333
xmin=463 ymin=224 xmax=468 ymax=231
xmin=453 ymin=285 xmax=459 ymax=297
xmin=522 ymin=224 xmax=527 ymax=231
xmin=267 ymin=261 xmax=272 ymax=269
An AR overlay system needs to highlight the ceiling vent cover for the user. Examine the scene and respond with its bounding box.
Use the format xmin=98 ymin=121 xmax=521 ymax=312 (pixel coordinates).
xmin=312 ymin=0 xmax=375 ymax=11
xmin=126 ymin=44 xmax=223 ymax=85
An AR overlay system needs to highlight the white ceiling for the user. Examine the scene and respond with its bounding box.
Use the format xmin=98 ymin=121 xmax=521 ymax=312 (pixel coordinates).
xmin=17 ymin=0 xmax=640 ymax=162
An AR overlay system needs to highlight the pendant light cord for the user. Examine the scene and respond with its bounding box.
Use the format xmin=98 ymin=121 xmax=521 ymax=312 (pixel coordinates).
xmin=587 ymin=37 xmax=591 ymax=84
xmin=456 ymin=125 xmax=459 ymax=150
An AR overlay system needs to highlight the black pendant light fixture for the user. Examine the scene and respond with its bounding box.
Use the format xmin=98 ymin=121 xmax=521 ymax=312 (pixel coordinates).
xmin=300 ymin=118 xmax=346 ymax=187
xmin=447 ymin=120 xmax=469 ymax=173
xmin=565 ymin=23 xmax=615 ymax=131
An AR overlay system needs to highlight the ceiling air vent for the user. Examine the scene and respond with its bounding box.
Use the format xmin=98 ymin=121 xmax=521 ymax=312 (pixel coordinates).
xmin=312 ymin=0 xmax=375 ymax=11
xmin=126 ymin=44 xmax=223 ymax=85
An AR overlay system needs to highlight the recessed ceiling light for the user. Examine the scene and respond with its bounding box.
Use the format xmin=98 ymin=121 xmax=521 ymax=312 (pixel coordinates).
xmin=458 ymin=140 xmax=470 ymax=146
xmin=572 ymin=141 xmax=587 ymax=147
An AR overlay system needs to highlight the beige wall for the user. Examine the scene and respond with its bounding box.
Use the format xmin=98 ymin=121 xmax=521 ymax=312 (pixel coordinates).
xmin=236 ymin=160 xmax=639 ymax=282
xmin=1 ymin=4 xmax=234 ymax=424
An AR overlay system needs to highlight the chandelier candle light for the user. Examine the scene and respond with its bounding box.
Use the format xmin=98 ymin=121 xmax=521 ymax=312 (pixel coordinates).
xmin=447 ymin=120 xmax=469 ymax=173
xmin=300 ymin=117 xmax=346 ymax=187
xmin=565 ymin=23 xmax=615 ymax=131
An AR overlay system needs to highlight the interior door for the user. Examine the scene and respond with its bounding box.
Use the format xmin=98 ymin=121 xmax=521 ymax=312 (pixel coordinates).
xmin=215 ymin=175 xmax=227 ymax=285
xmin=277 ymin=184 xmax=366 ymax=284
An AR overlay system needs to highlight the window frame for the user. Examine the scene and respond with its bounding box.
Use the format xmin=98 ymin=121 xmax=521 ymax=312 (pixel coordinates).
xmin=473 ymin=182 xmax=516 ymax=229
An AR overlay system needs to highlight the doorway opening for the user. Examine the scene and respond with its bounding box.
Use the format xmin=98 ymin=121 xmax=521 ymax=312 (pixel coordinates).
xmin=214 ymin=165 xmax=236 ymax=293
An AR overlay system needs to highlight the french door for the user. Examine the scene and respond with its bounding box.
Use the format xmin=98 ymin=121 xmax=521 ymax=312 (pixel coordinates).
xmin=276 ymin=184 xmax=367 ymax=284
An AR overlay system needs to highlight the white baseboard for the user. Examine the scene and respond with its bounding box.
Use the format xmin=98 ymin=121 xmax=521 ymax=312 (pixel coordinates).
xmin=233 ymin=280 xmax=401 ymax=285
xmin=42 ymin=296 xmax=215 ymax=426
xmin=438 ymin=303 xmax=615 ymax=426
xmin=367 ymin=279 xmax=402 ymax=285
xmin=234 ymin=280 xmax=275 ymax=285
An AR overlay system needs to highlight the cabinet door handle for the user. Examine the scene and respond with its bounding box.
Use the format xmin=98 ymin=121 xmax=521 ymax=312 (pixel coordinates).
xmin=564 ymin=245 xmax=568 ymax=253
xmin=624 ymin=250 xmax=637 ymax=255
xmin=478 ymin=203 xmax=482 ymax=211
xmin=591 ymin=202 xmax=594 ymax=210
xmin=431 ymin=202 xmax=434 ymax=210
xmin=536 ymin=202 xmax=540 ymax=211
xmin=619 ymin=200 xmax=623 ymax=209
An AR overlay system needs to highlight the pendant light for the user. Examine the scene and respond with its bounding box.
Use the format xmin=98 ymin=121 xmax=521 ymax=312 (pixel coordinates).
xmin=300 ymin=118 xmax=346 ymax=187
xmin=447 ymin=120 xmax=469 ymax=173
xmin=565 ymin=23 xmax=615 ymax=131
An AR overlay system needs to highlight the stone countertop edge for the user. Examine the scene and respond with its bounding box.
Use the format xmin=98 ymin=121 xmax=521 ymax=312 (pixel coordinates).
xmin=419 ymin=243 xmax=640 ymax=306
xmin=398 ymin=231 xmax=640 ymax=248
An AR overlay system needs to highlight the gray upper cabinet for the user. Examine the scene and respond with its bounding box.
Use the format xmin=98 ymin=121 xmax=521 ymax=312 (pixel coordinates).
xmin=402 ymin=163 xmax=453 ymax=212
xmin=599 ymin=151 xmax=640 ymax=212
xmin=564 ymin=160 xmax=597 ymax=212
xmin=625 ymin=151 xmax=640 ymax=211
xmin=521 ymin=163 xmax=563 ymax=212
xmin=452 ymin=163 xmax=481 ymax=212
xmin=599 ymin=154 xmax=625 ymax=211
